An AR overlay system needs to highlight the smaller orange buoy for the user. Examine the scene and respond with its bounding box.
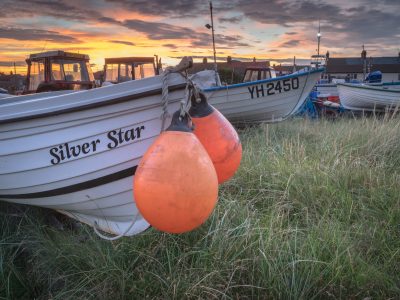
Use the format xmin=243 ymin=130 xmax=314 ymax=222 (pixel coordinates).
xmin=189 ymin=92 xmax=242 ymax=183
xmin=134 ymin=111 xmax=218 ymax=234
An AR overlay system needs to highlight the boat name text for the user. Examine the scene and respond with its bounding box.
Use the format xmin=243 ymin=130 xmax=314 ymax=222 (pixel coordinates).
xmin=49 ymin=125 xmax=146 ymax=165
xmin=248 ymin=78 xmax=299 ymax=99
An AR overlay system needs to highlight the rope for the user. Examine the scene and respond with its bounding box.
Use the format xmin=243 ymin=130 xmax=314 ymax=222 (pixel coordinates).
xmin=160 ymin=70 xmax=171 ymax=131
xmin=160 ymin=68 xmax=199 ymax=128
xmin=93 ymin=213 xmax=139 ymax=241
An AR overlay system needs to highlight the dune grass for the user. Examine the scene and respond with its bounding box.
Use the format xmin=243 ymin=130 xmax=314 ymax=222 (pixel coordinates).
xmin=1 ymin=115 xmax=400 ymax=299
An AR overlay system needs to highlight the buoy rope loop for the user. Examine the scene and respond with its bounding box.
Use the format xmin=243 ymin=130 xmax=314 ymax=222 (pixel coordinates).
xmin=93 ymin=213 xmax=139 ymax=241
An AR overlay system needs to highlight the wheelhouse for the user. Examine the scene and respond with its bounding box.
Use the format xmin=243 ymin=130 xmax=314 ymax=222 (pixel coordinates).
xmin=103 ymin=56 xmax=160 ymax=84
xmin=243 ymin=67 xmax=277 ymax=82
xmin=24 ymin=51 xmax=95 ymax=94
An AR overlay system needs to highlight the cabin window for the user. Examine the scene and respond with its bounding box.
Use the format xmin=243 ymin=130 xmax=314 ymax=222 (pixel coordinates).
xmin=105 ymin=64 xmax=119 ymax=82
xmin=50 ymin=60 xmax=89 ymax=82
xmin=29 ymin=61 xmax=45 ymax=91
xmin=261 ymin=70 xmax=272 ymax=80
xmin=134 ymin=64 xmax=144 ymax=79
xmin=119 ymin=64 xmax=133 ymax=82
xmin=142 ymin=63 xmax=155 ymax=78
xmin=243 ymin=70 xmax=259 ymax=82
xmin=87 ymin=63 xmax=94 ymax=81
xmin=51 ymin=62 xmax=63 ymax=80
xmin=270 ymin=69 xmax=276 ymax=78
xmin=63 ymin=61 xmax=85 ymax=81
xmin=251 ymin=71 xmax=259 ymax=81
xmin=243 ymin=70 xmax=251 ymax=82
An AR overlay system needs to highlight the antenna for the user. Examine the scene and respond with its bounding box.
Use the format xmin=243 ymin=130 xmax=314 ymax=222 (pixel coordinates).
xmin=41 ymin=40 xmax=48 ymax=52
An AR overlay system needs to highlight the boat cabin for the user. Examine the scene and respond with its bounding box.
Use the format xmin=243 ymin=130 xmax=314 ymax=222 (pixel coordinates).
xmin=310 ymin=54 xmax=326 ymax=69
xmin=243 ymin=67 xmax=276 ymax=82
xmin=24 ymin=51 xmax=95 ymax=94
xmin=103 ymin=56 xmax=160 ymax=84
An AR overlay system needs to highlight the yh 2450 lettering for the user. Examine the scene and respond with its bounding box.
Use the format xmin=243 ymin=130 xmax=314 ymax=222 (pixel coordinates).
xmin=248 ymin=77 xmax=299 ymax=99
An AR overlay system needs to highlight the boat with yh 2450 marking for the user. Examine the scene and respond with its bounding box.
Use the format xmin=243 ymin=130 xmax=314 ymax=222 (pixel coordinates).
xmin=193 ymin=67 xmax=324 ymax=123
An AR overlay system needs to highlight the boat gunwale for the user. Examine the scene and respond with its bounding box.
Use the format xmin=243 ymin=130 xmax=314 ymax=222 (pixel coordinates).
xmin=337 ymin=83 xmax=400 ymax=93
xmin=203 ymin=68 xmax=324 ymax=92
xmin=0 ymin=83 xmax=186 ymax=125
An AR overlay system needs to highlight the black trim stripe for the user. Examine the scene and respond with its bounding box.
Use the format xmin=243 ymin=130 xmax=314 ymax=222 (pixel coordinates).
xmin=0 ymin=83 xmax=186 ymax=125
xmin=0 ymin=166 xmax=137 ymax=199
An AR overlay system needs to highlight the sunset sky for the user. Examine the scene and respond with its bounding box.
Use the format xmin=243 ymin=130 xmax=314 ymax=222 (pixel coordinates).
xmin=0 ymin=0 xmax=399 ymax=74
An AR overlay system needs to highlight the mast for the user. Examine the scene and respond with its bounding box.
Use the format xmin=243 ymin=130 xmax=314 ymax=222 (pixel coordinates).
xmin=316 ymin=19 xmax=321 ymax=67
xmin=206 ymin=1 xmax=218 ymax=85
xmin=361 ymin=45 xmax=367 ymax=80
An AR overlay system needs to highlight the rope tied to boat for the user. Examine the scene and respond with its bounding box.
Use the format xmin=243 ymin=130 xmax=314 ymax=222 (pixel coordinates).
xmin=179 ymin=70 xmax=201 ymax=121
xmin=160 ymin=56 xmax=199 ymax=130
xmin=160 ymin=70 xmax=171 ymax=131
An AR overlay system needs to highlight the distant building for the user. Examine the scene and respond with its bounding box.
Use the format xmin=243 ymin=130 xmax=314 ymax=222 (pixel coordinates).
xmin=189 ymin=56 xmax=270 ymax=84
xmin=324 ymin=51 xmax=400 ymax=82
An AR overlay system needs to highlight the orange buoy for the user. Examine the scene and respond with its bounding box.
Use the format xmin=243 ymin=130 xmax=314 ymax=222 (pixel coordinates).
xmin=134 ymin=111 xmax=218 ymax=234
xmin=189 ymin=92 xmax=242 ymax=184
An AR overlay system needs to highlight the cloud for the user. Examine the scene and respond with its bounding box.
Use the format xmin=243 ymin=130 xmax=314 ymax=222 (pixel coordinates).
xmin=109 ymin=40 xmax=135 ymax=46
xmin=218 ymin=15 xmax=243 ymax=24
xmin=163 ymin=44 xmax=179 ymax=49
xmin=103 ymin=0 xmax=208 ymax=18
xmin=235 ymin=0 xmax=343 ymax=26
xmin=0 ymin=0 xmax=104 ymax=23
xmin=122 ymin=19 xmax=200 ymax=40
xmin=0 ymin=27 xmax=79 ymax=42
xmin=278 ymin=40 xmax=300 ymax=48
xmin=229 ymin=0 xmax=399 ymax=52
xmin=0 ymin=0 xmax=398 ymax=60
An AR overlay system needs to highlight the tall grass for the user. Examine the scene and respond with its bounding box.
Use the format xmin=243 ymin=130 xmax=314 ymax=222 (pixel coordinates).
xmin=1 ymin=115 xmax=400 ymax=299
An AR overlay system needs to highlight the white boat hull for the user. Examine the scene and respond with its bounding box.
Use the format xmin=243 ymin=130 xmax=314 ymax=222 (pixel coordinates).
xmin=315 ymin=83 xmax=338 ymax=97
xmin=203 ymin=69 xmax=323 ymax=123
xmin=337 ymin=83 xmax=400 ymax=112
xmin=0 ymin=73 xmax=188 ymax=236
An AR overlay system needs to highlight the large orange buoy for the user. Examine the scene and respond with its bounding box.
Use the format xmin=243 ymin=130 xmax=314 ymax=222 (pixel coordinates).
xmin=189 ymin=92 xmax=242 ymax=184
xmin=134 ymin=111 xmax=218 ymax=234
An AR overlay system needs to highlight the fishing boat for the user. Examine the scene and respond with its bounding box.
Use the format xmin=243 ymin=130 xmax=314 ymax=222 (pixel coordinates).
xmin=0 ymin=58 xmax=197 ymax=237
xmin=337 ymin=82 xmax=400 ymax=112
xmin=197 ymin=67 xmax=324 ymax=123
xmin=24 ymin=50 xmax=96 ymax=94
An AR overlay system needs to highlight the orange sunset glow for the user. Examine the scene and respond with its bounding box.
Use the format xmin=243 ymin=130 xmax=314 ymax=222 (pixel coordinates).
xmin=0 ymin=0 xmax=399 ymax=75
